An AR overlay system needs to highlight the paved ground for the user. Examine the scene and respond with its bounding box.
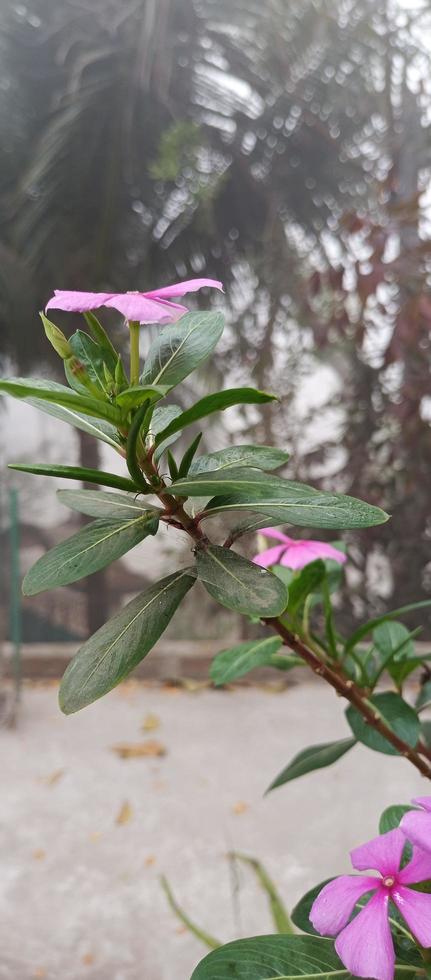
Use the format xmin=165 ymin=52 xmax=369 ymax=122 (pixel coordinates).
xmin=0 ymin=680 xmax=424 ymax=980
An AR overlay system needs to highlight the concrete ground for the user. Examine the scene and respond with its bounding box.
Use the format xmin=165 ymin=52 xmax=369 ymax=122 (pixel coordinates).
xmin=0 ymin=680 xmax=424 ymax=980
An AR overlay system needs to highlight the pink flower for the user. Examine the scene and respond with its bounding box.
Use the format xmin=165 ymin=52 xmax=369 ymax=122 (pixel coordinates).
xmin=310 ymin=828 xmax=431 ymax=980
xmin=252 ymin=527 xmax=346 ymax=571
xmin=400 ymin=797 xmax=431 ymax=854
xmin=45 ymin=278 xmax=224 ymax=325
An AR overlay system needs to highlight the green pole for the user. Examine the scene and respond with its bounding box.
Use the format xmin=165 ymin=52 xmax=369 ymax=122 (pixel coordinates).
xmin=9 ymin=488 xmax=22 ymax=707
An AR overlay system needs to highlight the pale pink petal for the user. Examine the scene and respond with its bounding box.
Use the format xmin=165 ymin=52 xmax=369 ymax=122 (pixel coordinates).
xmin=392 ymin=885 xmax=431 ymax=947
xmin=281 ymin=544 xmax=317 ymax=569
xmin=335 ymin=890 xmax=394 ymax=980
xmin=144 ymin=278 xmax=224 ymax=299
xmin=310 ymin=875 xmax=378 ymax=936
xmin=252 ymin=545 xmax=285 ymax=567
xmin=398 ymin=845 xmax=431 ymax=884
xmin=400 ymin=811 xmax=431 ymax=854
xmin=105 ymin=294 xmax=187 ymax=323
xmin=303 ymin=541 xmax=347 ymax=565
xmin=46 ymin=290 xmax=114 ymax=313
xmin=351 ymin=829 xmax=405 ymax=876
xmin=412 ymin=796 xmax=431 ymax=812
xmin=260 ymin=528 xmax=291 ymax=543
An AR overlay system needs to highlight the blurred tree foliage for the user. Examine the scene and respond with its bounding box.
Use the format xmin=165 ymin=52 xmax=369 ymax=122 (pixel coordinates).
xmin=1 ymin=0 xmax=431 ymax=626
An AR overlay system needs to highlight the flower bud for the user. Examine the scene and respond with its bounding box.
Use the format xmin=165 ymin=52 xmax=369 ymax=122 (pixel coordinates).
xmin=40 ymin=313 xmax=72 ymax=359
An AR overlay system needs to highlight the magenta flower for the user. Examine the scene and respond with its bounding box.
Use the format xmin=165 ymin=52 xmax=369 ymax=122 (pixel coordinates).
xmin=310 ymin=828 xmax=431 ymax=980
xmin=252 ymin=527 xmax=346 ymax=571
xmin=45 ymin=278 xmax=223 ymax=325
xmin=400 ymin=797 xmax=431 ymax=853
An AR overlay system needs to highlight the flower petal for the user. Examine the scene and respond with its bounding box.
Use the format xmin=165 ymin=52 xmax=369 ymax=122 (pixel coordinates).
xmin=260 ymin=528 xmax=291 ymax=543
xmin=411 ymin=796 xmax=431 ymax=813
xmin=392 ymin=885 xmax=431 ymax=947
xmin=46 ymin=290 xmax=114 ymax=313
xmin=335 ymin=890 xmax=394 ymax=980
xmin=303 ymin=541 xmax=347 ymax=565
xmin=144 ymin=278 xmax=224 ymax=299
xmin=310 ymin=875 xmax=378 ymax=936
xmin=252 ymin=545 xmax=285 ymax=568
xmin=281 ymin=544 xmax=317 ymax=570
xmin=400 ymin=810 xmax=431 ymax=854
xmin=398 ymin=845 xmax=431 ymax=884
xmin=105 ymin=294 xmax=187 ymax=323
xmin=351 ymin=829 xmax=405 ymax=876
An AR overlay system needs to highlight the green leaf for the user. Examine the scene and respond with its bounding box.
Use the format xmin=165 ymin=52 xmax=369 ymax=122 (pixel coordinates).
xmin=150 ymin=404 xmax=183 ymax=461
xmin=9 ymin=463 xmax=137 ymax=492
xmin=229 ymin=853 xmax=295 ymax=934
xmin=267 ymin=738 xmax=356 ymax=792
xmin=379 ymin=804 xmax=415 ymax=834
xmin=115 ymin=384 xmax=169 ymax=411
xmin=59 ymin=569 xmax=196 ymax=713
xmin=421 ymin=720 xmax=431 ymax=748
xmin=23 ymin=514 xmax=159 ymax=594
xmin=345 ymin=600 xmax=431 ymax=653
xmin=141 ymin=310 xmax=224 ymax=388
xmin=171 ymin=469 xmax=302 ymax=498
xmin=200 ymin=484 xmax=389 ymax=530
xmin=0 ymin=378 xmax=123 ymax=450
xmin=177 ymin=432 xmax=203 ymax=479
xmin=190 ymin=445 xmax=290 ymax=475
xmin=373 ymin=622 xmax=415 ymax=663
xmin=196 ymin=545 xmax=287 ymax=617
xmin=210 ymin=637 xmax=283 ymax=685
xmin=83 ymin=311 xmax=118 ymax=360
xmin=154 ymin=389 xmax=277 ymax=447
xmin=69 ymin=329 xmax=117 ymax=393
xmin=346 ymin=692 xmax=420 ymax=755
xmin=57 ymin=489 xmax=160 ymax=520
xmin=191 ymin=934 xmax=359 ymax=980
xmin=0 ymin=377 xmax=122 ymax=424
xmin=416 ymin=679 xmax=431 ymax=712
xmin=286 ymin=561 xmax=326 ymax=615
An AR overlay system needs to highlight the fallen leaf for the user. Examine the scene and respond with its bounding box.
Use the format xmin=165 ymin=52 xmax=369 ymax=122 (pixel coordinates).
xmin=116 ymin=801 xmax=133 ymax=825
xmin=144 ymin=855 xmax=156 ymax=867
xmin=32 ymin=849 xmax=46 ymax=860
xmin=180 ymin=679 xmax=210 ymax=693
xmin=232 ymin=801 xmax=249 ymax=816
xmin=82 ymin=953 xmax=95 ymax=966
xmin=141 ymin=712 xmax=160 ymax=733
xmin=42 ymin=768 xmax=65 ymax=786
xmin=111 ymin=741 xmax=167 ymax=759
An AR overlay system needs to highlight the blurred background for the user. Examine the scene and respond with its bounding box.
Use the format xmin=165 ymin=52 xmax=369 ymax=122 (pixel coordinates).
xmin=1 ymin=3 xmax=431 ymax=979
xmin=2 ymin=0 xmax=431 ymax=653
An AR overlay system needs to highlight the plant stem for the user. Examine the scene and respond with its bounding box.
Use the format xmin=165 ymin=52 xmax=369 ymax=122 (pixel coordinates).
xmin=128 ymin=320 xmax=140 ymax=386
xmin=125 ymin=423 xmax=431 ymax=781
xmin=263 ymin=618 xmax=431 ymax=781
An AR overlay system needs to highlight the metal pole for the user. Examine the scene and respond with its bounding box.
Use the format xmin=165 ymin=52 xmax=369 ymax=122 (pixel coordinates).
xmin=9 ymin=488 xmax=22 ymax=715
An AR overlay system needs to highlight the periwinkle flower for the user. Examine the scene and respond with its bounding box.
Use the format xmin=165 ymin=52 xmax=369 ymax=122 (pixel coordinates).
xmin=252 ymin=527 xmax=346 ymax=571
xmin=46 ymin=278 xmax=223 ymax=325
xmin=310 ymin=828 xmax=431 ymax=980
xmin=400 ymin=797 xmax=431 ymax=854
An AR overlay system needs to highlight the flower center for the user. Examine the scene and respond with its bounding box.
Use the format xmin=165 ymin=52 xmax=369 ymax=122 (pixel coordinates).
xmin=382 ymin=876 xmax=395 ymax=888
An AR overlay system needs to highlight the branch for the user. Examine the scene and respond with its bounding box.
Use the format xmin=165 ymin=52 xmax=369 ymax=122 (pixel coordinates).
xmin=263 ymin=618 xmax=431 ymax=781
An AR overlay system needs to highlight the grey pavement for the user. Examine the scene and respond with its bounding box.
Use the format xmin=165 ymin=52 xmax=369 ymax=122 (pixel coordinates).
xmin=0 ymin=681 xmax=424 ymax=980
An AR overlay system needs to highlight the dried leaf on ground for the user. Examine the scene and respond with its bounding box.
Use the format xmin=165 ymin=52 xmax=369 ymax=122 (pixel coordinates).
xmin=41 ymin=768 xmax=65 ymax=786
xmin=32 ymin=849 xmax=46 ymax=860
xmin=82 ymin=952 xmax=95 ymax=966
xmin=116 ymin=801 xmax=133 ymax=825
xmin=141 ymin=712 xmax=161 ymax=732
xmin=232 ymin=801 xmax=249 ymax=815
xmin=180 ymin=679 xmax=210 ymax=693
xmin=145 ymin=855 xmax=156 ymax=867
xmin=111 ymin=740 xmax=167 ymax=759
